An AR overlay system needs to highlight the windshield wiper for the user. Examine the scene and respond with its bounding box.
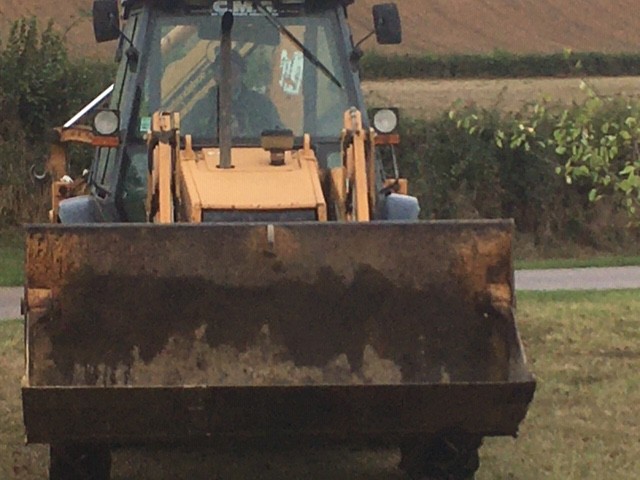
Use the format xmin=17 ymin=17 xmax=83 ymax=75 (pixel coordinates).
xmin=252 ymin=0 xmax=343 ymax=90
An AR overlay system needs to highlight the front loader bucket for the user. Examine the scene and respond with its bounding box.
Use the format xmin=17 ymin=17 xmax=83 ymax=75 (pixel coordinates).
xmin=22 ymin=221 xmax=535 ymax=445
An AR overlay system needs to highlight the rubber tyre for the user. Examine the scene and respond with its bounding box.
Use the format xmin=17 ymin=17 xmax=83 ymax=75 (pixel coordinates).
xmin=400 ymin=434 xmax=481 ymax=480
xmin=49 ymin=444 xmax=111 ymax=480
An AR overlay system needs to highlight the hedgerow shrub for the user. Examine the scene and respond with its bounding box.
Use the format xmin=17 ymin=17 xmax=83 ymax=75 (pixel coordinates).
xmin=0 ymin=94 xmax=48 ymax=224
xmin=0 ymin=18 xmax=637 ymax=253
xmin=361 ymin=50 xmax=640 ymax=80
xmin=395 ymin=89 xmax=640 ymax=250
xmin=0 ymin=18 xmax=115 ymax=225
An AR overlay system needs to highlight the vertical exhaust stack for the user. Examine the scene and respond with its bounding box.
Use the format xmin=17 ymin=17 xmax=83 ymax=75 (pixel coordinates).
xmin=218 ymin=11 xmax=233 ymax=169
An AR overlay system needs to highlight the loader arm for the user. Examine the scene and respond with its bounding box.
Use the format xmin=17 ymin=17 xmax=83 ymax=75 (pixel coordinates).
xmin=145 ymin=89 xmax=377 ymax=224
xmin=37 ymin=126 xmax=96 ymax=222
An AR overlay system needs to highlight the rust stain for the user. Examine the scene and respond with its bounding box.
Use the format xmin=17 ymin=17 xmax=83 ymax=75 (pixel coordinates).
xmin=25 ymin=288 xmax=52 ymax=313
xmin=25 ymin=222 xmax=523 ymax=388
xmin=451 ymin=228 xmax=513 ymax=302
xmin=27 ymin=231 xmax=83 ymax=287
xmin=449 ymin=227 xmax=514 ymax=382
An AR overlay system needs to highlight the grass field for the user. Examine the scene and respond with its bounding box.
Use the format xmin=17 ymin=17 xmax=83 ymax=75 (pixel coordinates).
xmin=515 ymin=255 xmax=640 ymax=270
xmin=2 ymin=290 xmax=639 ymax=479
xmin=0 ymin=230 xmax=23 ymax=287
xmin=363 ymin=76 xmax=640 ymax=119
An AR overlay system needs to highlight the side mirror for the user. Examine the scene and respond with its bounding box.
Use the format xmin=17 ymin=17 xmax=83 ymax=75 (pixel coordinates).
xmin=93 ymin=0 xmax=120 ymax=43
xmin=372 ymin=3 xmax=402 ymax=45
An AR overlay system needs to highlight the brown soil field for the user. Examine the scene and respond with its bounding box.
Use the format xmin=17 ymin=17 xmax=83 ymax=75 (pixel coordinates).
xmin=1 ymin=0 xmax=640 ymax=57
xmin=354 ymin=0 xmax=640 ymax=55
xmin=363 ymin=76 xmax=640 ymax=119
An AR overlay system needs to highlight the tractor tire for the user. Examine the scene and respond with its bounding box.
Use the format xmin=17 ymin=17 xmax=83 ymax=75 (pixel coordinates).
xmin=400 ymin=433 xmax=482 ymax=480
xmin=49 ymin=444 xmax=111 ymax=480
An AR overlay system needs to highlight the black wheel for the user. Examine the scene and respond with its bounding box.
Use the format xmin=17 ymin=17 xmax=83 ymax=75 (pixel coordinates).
xmin=49 ymin=444 xmax=111 ymax=480
xmin=399 ymin=433 xmax=482 ymax=480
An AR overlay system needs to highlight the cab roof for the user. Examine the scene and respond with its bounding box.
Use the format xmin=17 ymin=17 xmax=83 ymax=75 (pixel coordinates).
xmin=121 ymin=0 xmax=354 ymax=13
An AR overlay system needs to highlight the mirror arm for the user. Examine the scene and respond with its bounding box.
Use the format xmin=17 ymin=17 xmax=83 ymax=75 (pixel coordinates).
xmin=354 ymin=29 xmax=375 ymax=50
xmin=111 ymin=14 xmax=139 ymax=67
xmin=350 ymin=30 xmax=375 ymax=69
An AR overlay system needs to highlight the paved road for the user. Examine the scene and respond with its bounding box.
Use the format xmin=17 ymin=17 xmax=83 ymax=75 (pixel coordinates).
xmin=0 ymin=287 xmax=21 ymax=321
xmin=1 ymin=267 xmax=639 ymax=321
xmin=515 ymin=266 xmax=640 ymax=292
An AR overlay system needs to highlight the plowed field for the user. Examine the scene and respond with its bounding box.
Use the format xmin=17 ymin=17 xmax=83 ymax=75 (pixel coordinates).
xmin=2 ymin=0 xmax=640 ymax=57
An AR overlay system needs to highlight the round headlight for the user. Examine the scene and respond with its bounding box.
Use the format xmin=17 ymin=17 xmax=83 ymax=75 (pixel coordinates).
xmin=93 ymin=110 xmax=120 ymax=136
xmin=373 ymin=109 xmax=398 ymax=134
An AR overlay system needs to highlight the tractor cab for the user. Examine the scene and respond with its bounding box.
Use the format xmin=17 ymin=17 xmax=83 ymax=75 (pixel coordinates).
xmin=89 ymin=0 xmax=402 ymax=221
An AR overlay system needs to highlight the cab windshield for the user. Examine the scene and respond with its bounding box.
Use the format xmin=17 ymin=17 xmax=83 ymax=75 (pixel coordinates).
xmin=139 ymin=8 xmax=351 ymax=143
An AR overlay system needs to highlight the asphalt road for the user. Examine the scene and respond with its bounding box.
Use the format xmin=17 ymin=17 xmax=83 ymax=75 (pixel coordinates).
xmin=0 ymin=287 xmax=21 ymax=321
xmin=515 ymin=266 xmax=640 ymax=292
xmin=2 ymin=266 xmax=639 ymax=321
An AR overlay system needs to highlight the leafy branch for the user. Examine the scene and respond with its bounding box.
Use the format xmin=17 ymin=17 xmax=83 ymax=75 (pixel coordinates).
xmin=449 ymin=81 xmax=640 ymax=219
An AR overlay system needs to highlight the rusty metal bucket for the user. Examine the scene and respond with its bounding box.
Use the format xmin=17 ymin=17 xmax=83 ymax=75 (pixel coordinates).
xmin=22 ymin=221 xmax=535 ymax=445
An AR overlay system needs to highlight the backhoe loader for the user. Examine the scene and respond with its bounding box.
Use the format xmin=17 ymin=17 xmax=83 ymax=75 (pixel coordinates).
xmin=21 ymin=1 xmax=535 ymax=479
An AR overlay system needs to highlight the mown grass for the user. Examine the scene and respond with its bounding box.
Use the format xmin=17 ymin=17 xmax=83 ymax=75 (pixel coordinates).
xmin=0 ymin=229 xmax=23 ymax=287
xmin=515 ymin=255 xmax=640 ymax=270
xmin=0 ymin=320 xmax=47 ymax=479
xmin=479 ymin=290 xmax=640 ymax=479
xmin=1 ymin=290 xmax=639 ymax=478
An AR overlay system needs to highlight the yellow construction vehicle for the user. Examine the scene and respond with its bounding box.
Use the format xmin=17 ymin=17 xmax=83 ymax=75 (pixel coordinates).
xmin=22 ymin=1 xmax=535 ymax=479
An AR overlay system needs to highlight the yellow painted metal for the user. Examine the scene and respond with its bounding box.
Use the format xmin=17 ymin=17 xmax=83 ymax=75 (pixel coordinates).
xmin=383 ymin=178 xmax=409 ymax=195
xmin=177 ymin=142 xmax=203 ymax=223
xmin=43 ymin=126 xmax=95 ymax=222
xmin=50 ymin=182 xmax=66 ymax=223
xmin=49 ymin=179 xmax=90 ymax=223
xmin=367 ymin=128 xmax=378 ymax=211
xmin=178 ymin=147 xmax=326 ymax=217
xmin=146 ymin=111 xmax=327 ymax=222
xmin=343 ymin=108 xmax=370 ymax=222
xmin=148 ymin=112 xmax=181 ymax=223
xmin=157 ymin=143 xmax=173 ymax=223
xmin=329 ymin=167 xmax=346 ymax=221
xmin=46 ymin=126 xmax=94 ymax=181
xmin=46 ymin=143 xmax=68 ymax=183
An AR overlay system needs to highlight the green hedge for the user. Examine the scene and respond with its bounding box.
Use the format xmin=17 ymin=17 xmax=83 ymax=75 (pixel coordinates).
xmin=389 ymin=103 xmax=640 ymax=252
xmin=0 ymin=18 xmax=116 ymax=225
xmin=361 ymin=50 xmax=640 ymax=80
xmin=1 ymin=18 xmax=637 ymax=253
